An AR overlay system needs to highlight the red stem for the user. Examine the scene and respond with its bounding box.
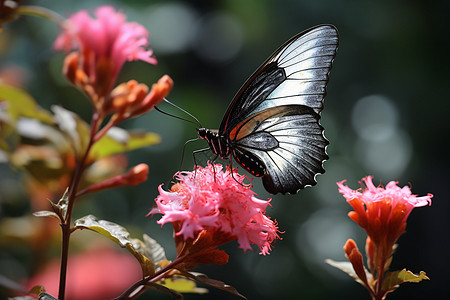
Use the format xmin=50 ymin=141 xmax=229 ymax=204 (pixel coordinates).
xmin=93 ymin=115 xmax=117 ymax=142
xmin=373 ymin=264 xmax=385 ymax=300
xmin=114 ymin=244 xmax=189 ymax=300
xmin=114 ymin=255 xmax=188 ymax=300
xmin=57 ymin=112 xmax=102 ymax=300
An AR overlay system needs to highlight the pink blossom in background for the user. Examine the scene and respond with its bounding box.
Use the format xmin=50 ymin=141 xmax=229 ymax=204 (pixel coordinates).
xmin=54 ymin=5 xmax=157 ymax=97
xmin=24 ymin=246 xmax=142 ymax=300
xmin=150 ymin=164 xmax=281 ymax=255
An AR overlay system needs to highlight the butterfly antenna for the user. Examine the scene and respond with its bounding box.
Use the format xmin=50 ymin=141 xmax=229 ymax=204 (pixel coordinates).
xmin=153 ymin=105 xmax=200 ymax=128
xmin=159 ymin=98 xmax=203 ymax=128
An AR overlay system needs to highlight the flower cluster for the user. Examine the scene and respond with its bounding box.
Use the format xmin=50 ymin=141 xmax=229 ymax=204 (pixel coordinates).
xmin=331 ymin=176 xmax=432 ymax=299
xmin=54 ymin=5 xmax=156 ymax=94
xmin=150 ymin=164 xmax=280 ymax=265
xmin=338 ymin=176 xmax=432 ymax=270
xmin=54 ymin=6 xmax=172 ymax=123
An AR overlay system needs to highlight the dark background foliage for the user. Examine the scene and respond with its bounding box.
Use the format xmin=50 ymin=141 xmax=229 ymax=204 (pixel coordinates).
xmin=1 ymin=0 xmax=449 ymax=299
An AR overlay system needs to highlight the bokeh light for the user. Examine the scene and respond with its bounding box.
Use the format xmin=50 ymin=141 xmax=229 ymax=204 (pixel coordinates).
xmin=351 ymin=94 xmax=412 ymax=178
xmin=141 ymin=2 xmax=198 ymax=54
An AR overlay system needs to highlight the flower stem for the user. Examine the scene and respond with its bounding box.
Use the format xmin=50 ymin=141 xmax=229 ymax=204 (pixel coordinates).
xmin=58 ymin=223 xmax=70 ymax=299
xmin=114 ymin=254 xmax=188 ymax=300
xmin=57 ymin=113 xmax=102 ymax=300
xmin=375 ymin=264 xmax=385 ymax=300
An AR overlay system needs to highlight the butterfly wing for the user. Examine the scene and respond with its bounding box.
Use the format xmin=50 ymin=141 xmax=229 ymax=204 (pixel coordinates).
xmin=220 ymin=25 xmax=338 ymax=194
xmin=220 ymin=24 xmax=338 ymax=133
xmin=230 ymin=105 xmax=328 ymax=194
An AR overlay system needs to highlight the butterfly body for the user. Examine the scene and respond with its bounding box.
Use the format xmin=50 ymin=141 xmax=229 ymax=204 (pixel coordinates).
xmin=197 ymin=128 xmax=230 ymax=158
xmin=198 ymin=25 xmax=338 ymax=194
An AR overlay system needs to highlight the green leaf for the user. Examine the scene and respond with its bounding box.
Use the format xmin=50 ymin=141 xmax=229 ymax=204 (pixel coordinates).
xmin=160 ymin=277 xmax=208 ymax=294
xmin=179 ymin=271 xmax=247 ymax=299
xmin=142 ymin=234 xmax=167 ymax=270
xmin=75 ymin=214 xmax=131 ymax=246
xmin=52 ymin=105 xmax=90 ymax=157
xmin=74 ymin=215 xmax=156 ymax=277
xmin=325 ymin=259 xmax=372 ymax=287
xmin=0 ymin=84 xmax=54 ymax=124
xmin=33 ymin=210 xmax=60 ymax=220
xmin=140 ymin=281 xmax=183 ymax=299
xmin=29 ymin=285 xmax=46 ymax=295
xmin=0 ymin=84 xmax=54 ymax=152
xmin=90 ymin=127 xmax=160 ymax=159
xmin=382 ymin=269 xmax=429 ymax=292
xmin=125 ymin=239 xmax=156 ymax=278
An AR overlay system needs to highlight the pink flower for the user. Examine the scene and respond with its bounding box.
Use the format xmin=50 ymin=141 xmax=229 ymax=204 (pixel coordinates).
xmin=150 ymin=164 xmax=280 ymax=257
xmin=337 ymin=176 xmax=432 ymax=270
xmin=54 ymin=5 xmax=157 ymax=100
xmin=24 ymin=246 xmax=142 ymax=300
xmin=328 ymin=177 xmax=432 ymax=300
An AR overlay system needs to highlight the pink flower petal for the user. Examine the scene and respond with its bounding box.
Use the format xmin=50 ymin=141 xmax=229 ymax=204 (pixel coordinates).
xmin=150 ymin=164 xmax=281 ymax=255
xmin=54 ymin=5 xmax=157 ymax=92
xmin=337 ymin=176 xmax=433 ymax=262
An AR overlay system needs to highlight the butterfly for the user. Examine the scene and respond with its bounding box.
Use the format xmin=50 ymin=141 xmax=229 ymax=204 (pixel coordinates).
xmin=196 ymin=25 xmax=339 ymax=194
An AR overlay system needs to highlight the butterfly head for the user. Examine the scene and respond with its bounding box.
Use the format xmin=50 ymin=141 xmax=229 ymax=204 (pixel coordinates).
xmin=197 ymin=128 xmax=219 ymax=141
xmin=197 ymin=128 xmax=207 ymax=140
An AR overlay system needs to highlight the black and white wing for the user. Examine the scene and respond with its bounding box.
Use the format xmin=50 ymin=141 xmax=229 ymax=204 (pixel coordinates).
xmin=219 ymin=25 xmax=338 ymax=194
xmin=229 ymin=105 xmax=328 ymax=194
xmin=220 ymin=25 xmax=338 ymax=134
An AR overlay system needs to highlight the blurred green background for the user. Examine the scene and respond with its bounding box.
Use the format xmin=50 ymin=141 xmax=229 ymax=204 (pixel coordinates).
xmin=1 ymin=0 xmax=449 ymax=299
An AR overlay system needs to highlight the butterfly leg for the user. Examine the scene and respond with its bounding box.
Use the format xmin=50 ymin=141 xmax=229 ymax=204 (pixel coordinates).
xmin=178 ymin=137 xmax=200 ymax=173
xmin=228 ymin=157 xmax=247 ymax=187
xmin=210 ymin=154 xmax=219 ymax=181
xmin=192 ymin=147 xmax=211 ymax=178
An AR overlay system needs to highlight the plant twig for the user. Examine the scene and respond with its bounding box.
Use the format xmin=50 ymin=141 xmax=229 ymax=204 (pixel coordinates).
xmin=57 ymin=113 xmax=102 ymax=300
xmin=16 ymin=5 xmax=65 ymax=25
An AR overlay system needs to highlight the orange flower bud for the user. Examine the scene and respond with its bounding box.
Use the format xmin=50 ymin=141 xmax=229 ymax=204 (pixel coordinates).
xmin=343 ymin=239 xmax=369 ymax=286
xmin=108 ymin=75 xmax=173 ymax=125
xmin=132 ymin=75 xmax=174 ymax=116
xmin=77 ymin=163 xmax=148 ymax=197
xmin=125 ymin=163 xmax=149 ymax=186
xmin=62 ymin=52 xmax=80 ymax=85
